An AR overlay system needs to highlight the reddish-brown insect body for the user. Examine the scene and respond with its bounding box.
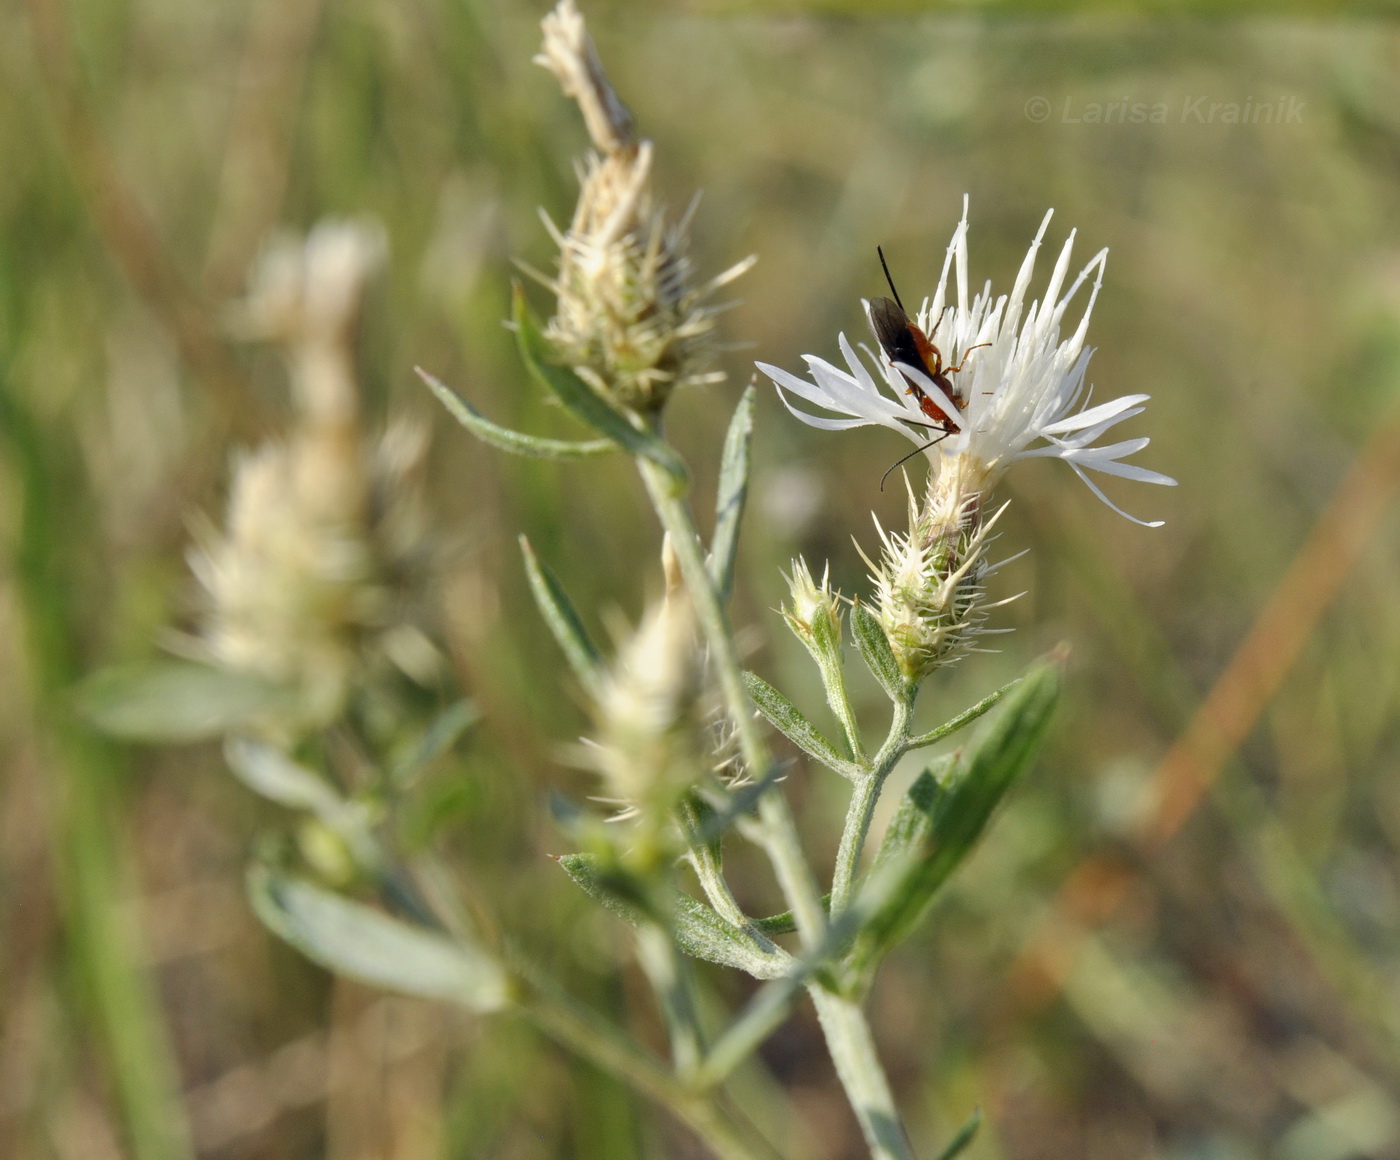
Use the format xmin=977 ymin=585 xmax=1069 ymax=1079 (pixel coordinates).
xmin=870 ymin=249 xmax=993 ymax=490
xmin=868 ymin=296 xmax=963 ymax=429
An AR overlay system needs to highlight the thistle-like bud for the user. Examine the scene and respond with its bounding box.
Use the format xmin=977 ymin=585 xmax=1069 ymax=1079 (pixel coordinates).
xmin=591 ymin=539 xmax=705 ymax=826
xmin=195 ymin=221 xmax=439 ymax=735
xmin=781 ymin=557 xmax=843 ymax=668
xmin=863 ymin=455 xmax=1006 ymax=685
xmin=534 ymin=0 xmax=751 ymax=414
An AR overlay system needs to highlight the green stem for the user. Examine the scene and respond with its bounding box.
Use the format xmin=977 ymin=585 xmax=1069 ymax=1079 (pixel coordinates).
xmin=636 ymin=444 xmax=915 ymax=1158
xmin=830 ymin=700 xmax=913 ymax=916
xmin=636 ymin=923 xmax=704 ymax=1080
xmin=831 ymin=774 xmax=881 ymax=916
xmin=818 ymin=652 xmax=866 ymax=764
xmin=637 ymin=456 xmax=826 ymax=948
xmin=517 ymin=969 xmax=782 ymax=1160
xmin=809 ymin=989 xmax=917 ymax=1160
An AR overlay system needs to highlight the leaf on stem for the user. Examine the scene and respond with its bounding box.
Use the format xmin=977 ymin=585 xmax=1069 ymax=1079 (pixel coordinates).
xmin=848 ymin=664 xmax=1060 ymax=976
xmin=933 ymin=1108 xmax=982 ymax=1160
xmin=417 ymin=368 xmax=613 ymax=459
xmin=512 ymin=287 xmax=686 ymax=481
xmin=709 ymin=384 xmax=755 ymax=603
xmin=905 ymin=677 xmax=1021 ymax=750
xmin=225 ymin=737 xmax=341 ymax=814
xmin=520 ymin=536 xmax=605 ymax=699
xmin=77 ymin=662 xmax=293 ymax=743
xmin=390 ymin=699 xmax=481 ymax=787
xmin=248 ymin=865 xmax=509 ymax=1011
xmin=557 ymin=854 xmax=789 ymax=980
xmin=851 ymin=604 xmax=906 ymax=704
xmin=741 ymin=672 xmax=861 ymax=780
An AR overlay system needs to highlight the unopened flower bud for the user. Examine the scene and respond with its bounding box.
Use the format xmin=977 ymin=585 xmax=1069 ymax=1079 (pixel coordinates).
xmin=535 ymin=0 xmax=751 ymax=414
xmin=781 ymin=557 xmax=843 ymax=666
xmin=592 ymin=539 xmax=705 ymax=820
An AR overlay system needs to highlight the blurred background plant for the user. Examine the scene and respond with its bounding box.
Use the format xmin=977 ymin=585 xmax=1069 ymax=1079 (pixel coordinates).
xmin=4 ymin=0 xmax=1400 ymax=1158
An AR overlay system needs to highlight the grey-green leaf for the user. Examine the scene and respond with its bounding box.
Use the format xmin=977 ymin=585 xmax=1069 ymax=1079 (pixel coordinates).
xmin=520 ymin=536 xmax=604 ymax=698
xmin=225 ymin=737 xmax=343 ymax=814
xmin=249 ymin=866 xmax=509 ymax=1012
xmin=709 ymin=385 xmax=754 ymax=603
xmin=77 ymin=662 xmax=293 ymax=743
xmin=742 ymin=671 xmax=860 ymax=779
xmin=849 ymin=664 xmax=1060 ymax=976
xmin=417 ymin=367 xmax=613 ymax=459
xmin=557 ymin=854 xmax=788 ymax=980
xmin=512 ymin=287 xmax=686 ymax=481
xmin=224 ymin=739 xmax=381 ymax=871
xmin=851 ymin=603 xmax=905 ymax=703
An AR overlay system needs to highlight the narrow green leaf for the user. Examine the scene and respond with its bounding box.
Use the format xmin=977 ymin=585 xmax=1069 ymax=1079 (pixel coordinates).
xmin=709 ymin=385 xmax=755 ymax=602
xmin=742 ymin=671 xmax=860 ymax=779
xmin=849 ymin=664 xmax=1060 ymax=975
xmin=390 ymin=699 xmax=481 ymax=787
xmin=557 ymin=854 xmax=788 ymax=980
xmin=933 ymin=1108 xmax=982 ymax=1160
xmin=512 ymin=287 xmax=687 ymax=482
xmin=417 ymin=367 xmax=613 ymax=459
xmin=77 ymin=662 xmax=292 ymax=743
xmin=520 ymin=536 xmax=604 ymax=698
xmin=248 ymin=865 xmax=509 ymax=1011
xmin=906 ymin=677 xmax=1021 ymax=750
xmin=851 ymin=603 xmax=905 ymax=703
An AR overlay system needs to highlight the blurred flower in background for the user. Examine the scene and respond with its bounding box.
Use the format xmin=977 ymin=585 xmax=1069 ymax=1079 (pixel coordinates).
xmin=192 ymin=220 xmax=441 ymax=737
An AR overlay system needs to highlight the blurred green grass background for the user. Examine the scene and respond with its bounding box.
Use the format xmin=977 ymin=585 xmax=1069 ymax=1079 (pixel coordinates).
xmin=4 ymin=2 xmax=1400 ymax=1158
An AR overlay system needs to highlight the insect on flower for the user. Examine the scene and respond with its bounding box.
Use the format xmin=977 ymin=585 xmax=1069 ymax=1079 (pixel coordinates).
xmin=869 ymin=247 xmax=989 ymax=488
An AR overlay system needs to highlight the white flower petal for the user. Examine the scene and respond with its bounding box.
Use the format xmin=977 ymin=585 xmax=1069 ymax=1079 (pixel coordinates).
xmin=757 ymin=200 xmax=1172 ymax=523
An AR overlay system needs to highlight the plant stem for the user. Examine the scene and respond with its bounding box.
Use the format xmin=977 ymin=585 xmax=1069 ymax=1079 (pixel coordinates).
xmin=636 ymin=923 xmax=704 ymax=1080
xmin=817 ymin=653 xmax=865 ymax=764
xmin=831 ymin=774 xmax=881 ymax=916
xmin=637 ymin=456 xmax=826 ymax=947
xmin=637 ymin=448 xmax=916 ymax=1158
xmin=810 ymin=988 xmax=917 ymax=1160
xmin=830 ymin=699 xmax=912 ymax=916
xmin=517 ymin=968 xmax=782 ymax=1160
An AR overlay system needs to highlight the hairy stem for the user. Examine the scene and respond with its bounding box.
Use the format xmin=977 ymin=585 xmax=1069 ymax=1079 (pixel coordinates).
xmin=637 ymin=456 xmax=826 ymax=947
xmin=830 ymin=699 xmax=913 ymax=915
xmin=517 ymin=968 xmax=782 ymax=1160
xmin=818 ymin=653 xmax=866 ymax=764
xmin=810 ymin=988 xmax=917 ymax=1160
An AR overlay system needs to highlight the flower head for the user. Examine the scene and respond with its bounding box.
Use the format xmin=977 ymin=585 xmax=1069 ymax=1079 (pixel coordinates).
xmin=195 ymin=221 xmax=440 ymax=735
xmin=756 ymin=199 xmax=1174 ymax=525
xmin=535 ymin=0 xmax=752 ymax=413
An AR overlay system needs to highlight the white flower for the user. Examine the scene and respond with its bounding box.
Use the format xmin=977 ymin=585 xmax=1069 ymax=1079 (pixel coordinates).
xmin=756 ymin=199 xmax=1175 ymax=525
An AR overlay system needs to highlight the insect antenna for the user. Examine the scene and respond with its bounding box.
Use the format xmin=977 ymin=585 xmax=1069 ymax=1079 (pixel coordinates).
xmin=877 ymin=246 xmax=907 ymax=315
xmin=880 ymin=429 xmax=952 ymax=492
